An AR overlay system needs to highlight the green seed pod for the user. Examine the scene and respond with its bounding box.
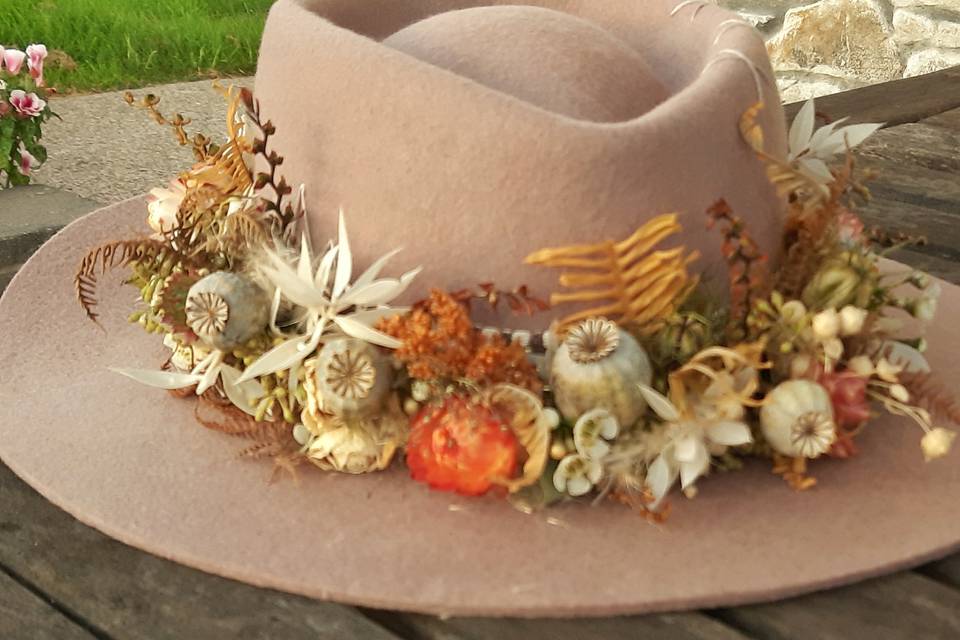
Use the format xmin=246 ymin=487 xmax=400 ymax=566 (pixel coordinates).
xmin=185 ymin=272 xmax=270 ymax=350
xmin=312 ymin=338 xmax=393 ymax=419
xmin=550 ymin=318 xmax=652 ymax=428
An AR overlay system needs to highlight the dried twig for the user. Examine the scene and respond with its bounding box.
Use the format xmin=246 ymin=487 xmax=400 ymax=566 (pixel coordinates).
xmin=239 ymin=88 xmax=298 ymax=237
xmin=450 ymin=283 xmax=550 ymax=317
xmin=706 ymin=200 xmax=770 ymax=340
xmin=123 ymin=92 xmax=214 ymax=161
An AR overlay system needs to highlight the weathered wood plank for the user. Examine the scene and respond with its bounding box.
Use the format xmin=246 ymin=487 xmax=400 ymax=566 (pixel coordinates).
xmin=0 ymin=463 xmax=401 ymax=640
xmin=712 ymin=572 xmax=960 ymax=640
xmin=855 ymin=114 xmax=960 ymax=207
xmin=783 ymin=66 xmax=960 ymax=127
xmin=844 ymin=107 xmax=960 ymax=276
xmin=365 ymin=609 xmax=750 ymax=640
xmin=922 ymin=554 xmax=960 ymax=589
xmin=887 ymin=247 xmax=960 ymax=285
xmin=0 ymin=570 xmax=99 ymax=640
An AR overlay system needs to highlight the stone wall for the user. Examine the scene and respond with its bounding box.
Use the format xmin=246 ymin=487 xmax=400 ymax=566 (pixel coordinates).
xmin=717 ymin=0 xmax=960 ymax=100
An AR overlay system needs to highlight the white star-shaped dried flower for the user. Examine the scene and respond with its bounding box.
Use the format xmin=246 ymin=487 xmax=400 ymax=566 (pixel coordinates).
xmin=111 ymin=348 xmax=266 ymax=417
xmin=238 ymin=210 xmax=421 ymax=383
xmin=788 ymin=99 xmax=882 ymax=185
xmin=638 ymin=384 xmax=752 ymax=507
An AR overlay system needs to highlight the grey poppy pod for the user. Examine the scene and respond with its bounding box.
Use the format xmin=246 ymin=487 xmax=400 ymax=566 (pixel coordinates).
xmin=185 ymin=272 xmax=270 ymax=350
xmin=314 ymin=338 xmax=393 ymax=419
xmin=550 ymin=318 xmax=652 ymax=428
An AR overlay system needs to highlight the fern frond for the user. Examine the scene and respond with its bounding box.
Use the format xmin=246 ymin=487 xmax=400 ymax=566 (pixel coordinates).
xmin=218 ymin=207 xmax=269 ymax=255
xmin=196 ymin=392 xmax=296 ymax=444
xmin=74 ymin=238 xmax=170 ymax=324
xmin=899 ymin=371 xmax=960 ymax=426
xmin=525 ymin=214 xmax=699 ymax=334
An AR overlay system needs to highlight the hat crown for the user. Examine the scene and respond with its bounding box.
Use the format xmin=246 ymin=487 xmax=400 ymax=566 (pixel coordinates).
xmin=383 ymin=6 xmax=669 ymax=123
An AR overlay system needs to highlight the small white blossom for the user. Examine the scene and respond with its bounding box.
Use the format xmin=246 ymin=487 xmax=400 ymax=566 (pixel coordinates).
xmin=848 ymin=355 xmax=875 ymax=378
xmin=890 ymin=384 xmax=911 ymax=403
xmin=838 ymin=305 xmax=867 ymax=335
xmin=922 ymin=428 xmax=956 ymax=461
xmin=914 ymin=283 xmax=941 ymax=322
xmin=875 ymin=357 xmax=904 ymax=383
xmin=780 ymin=300 xmax=808 ymax=324
xmin=811 ymin=308 xmax=840 ymax=340
xmin=822 ymin=337 xmax=844 ymax=362
xmin=553 ymin=454 xmax=603 ymax=497
xmin=573 ymin=409 xmax=619 ymax=459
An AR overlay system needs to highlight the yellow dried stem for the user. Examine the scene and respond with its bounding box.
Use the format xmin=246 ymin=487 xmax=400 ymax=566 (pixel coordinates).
xmin=486 ymin=385 xmax=550 ymax=493
xmin=739 ymin=101 xmax=830 ymax=213
xmin=180 ymin=84 xmax=254 ymax=199
xmin=526 ymin=214 xmax=698 ymax=334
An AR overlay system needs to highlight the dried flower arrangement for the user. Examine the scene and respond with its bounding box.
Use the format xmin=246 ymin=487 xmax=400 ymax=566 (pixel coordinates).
xmin=74 ymin=88 xmax=958 ymax=518
xmin=0 ymin=44 xmax=53 ymax=187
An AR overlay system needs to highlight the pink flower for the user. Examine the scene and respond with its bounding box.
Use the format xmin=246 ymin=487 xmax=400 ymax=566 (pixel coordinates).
xmin=836 ymin=209 xmax=865 ymax=247
xmin=819 ymin=370 xmax=871 ymax=430
xmin=146 ymin=180 xmax=187 ymax=232
xmin=9 ymin=89 xmax=46 ymax=117
xmin=26 ymin=44 xmax=47 ymax=86
xmin=18 ymin=147 xmax=39 ymax=175
xmin=3 ymin=49 xmax=26 ymax=75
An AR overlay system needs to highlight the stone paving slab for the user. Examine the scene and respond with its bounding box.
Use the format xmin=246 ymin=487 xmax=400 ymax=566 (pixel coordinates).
xmin=0 ymin=185 xmax=101 ymax=268
xmin=35 ymin=77 xmax=253 ymax=204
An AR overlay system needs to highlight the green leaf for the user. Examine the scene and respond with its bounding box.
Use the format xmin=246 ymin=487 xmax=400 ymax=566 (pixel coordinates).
xmin=9 ymin=170 xmax=30 ymax=187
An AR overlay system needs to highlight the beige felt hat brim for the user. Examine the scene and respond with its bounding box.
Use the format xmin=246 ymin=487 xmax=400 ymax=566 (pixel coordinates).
xmin=1 ymin=200 xmax=959 ymax=617
xmin=254 ymin=0 xmax=789 ymax=329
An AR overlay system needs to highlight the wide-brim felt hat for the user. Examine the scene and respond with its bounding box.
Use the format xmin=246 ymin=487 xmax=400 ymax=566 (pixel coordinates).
xmin=2 ymin=0 xmax=959 ymax=619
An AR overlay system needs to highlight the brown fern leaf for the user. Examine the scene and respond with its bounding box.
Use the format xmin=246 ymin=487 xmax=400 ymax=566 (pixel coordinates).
xmin=218 ymin=207 xmax=269 ymax=255
xmin=525 ymin=214 xmax=699 ymax=334
xmin=195 ymin=393 xmax=303 ymax=480
xmin=195 ymin=392 xmax=293 ymax=444
xmin=898 ymin=371 xmax=960 ymax=426
xmin=75 ymin=238 xmax=170 ymax=324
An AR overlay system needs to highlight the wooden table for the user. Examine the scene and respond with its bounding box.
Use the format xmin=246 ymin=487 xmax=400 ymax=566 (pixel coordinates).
xmin=3 ymin=68 xmax=960 ymax=640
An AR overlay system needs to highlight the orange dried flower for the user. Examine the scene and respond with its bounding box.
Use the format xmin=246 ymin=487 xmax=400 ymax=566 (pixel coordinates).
xmin=377 ymin=289 xmax=542 ymax=394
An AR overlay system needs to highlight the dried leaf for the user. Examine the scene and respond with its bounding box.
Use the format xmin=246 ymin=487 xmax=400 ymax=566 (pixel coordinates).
xmin=220 ymin=364 xmax=265 ymax=417
xmin=353 ymin=248 xmax=402 ymax=290
xmin=487 ymin=384 xmax=550 ymax=493
xmin=333 ymin=315 xmax=402 ymax=349
xmin=110 ymin=367 xmax=201 ymax=390
xmin=332 ymin=210 xmax=352 ymax=300
xmin=238 ymin=332 xmax=320 ymax=382
xmin=638 ymin=384 xmax=680 ymax=422
xmin=525 ymin=214 xmax=698 ymax=333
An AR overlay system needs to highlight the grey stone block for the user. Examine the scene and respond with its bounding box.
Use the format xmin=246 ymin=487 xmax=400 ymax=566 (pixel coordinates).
xmin=0 ymin=185 xmax=101 ymax=268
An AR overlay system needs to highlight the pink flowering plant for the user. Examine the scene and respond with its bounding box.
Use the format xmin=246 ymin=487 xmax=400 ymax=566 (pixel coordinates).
xmin=0 ymin=43 xmax=55 ymax=187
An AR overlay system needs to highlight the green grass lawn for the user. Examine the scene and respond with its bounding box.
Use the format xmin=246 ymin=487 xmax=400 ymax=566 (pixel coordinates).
xmin=1 ymin=0 xmax=274 ymax=93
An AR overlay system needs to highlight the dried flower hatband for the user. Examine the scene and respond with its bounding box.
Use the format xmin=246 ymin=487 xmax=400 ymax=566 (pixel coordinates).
xmin=74 ymin=89 xmax=958 ymax=519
